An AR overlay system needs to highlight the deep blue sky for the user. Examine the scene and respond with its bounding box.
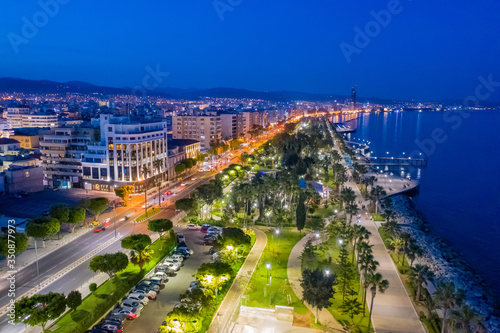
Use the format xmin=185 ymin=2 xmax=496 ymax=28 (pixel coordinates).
xmin=1 ymin=0 xmax=500 ymax=101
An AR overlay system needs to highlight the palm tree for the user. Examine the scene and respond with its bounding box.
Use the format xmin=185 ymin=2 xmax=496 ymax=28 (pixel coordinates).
xmin=364 ymin=176 xmax=377 ymax=196
xmin=359 ymin=254 xmax=379 ymax=314
xmin=345 ymin=203 xmax=359 ymax=225
xmin=434 ymin=281 xmax=465 ymax=333
xmin=400 ymin=232 xmax=412 ymax=266
xmin=407 ymin=242 xmax=424 ymax=267
xmin=408 ymin=264 xmax=434 ymax=301
xmin=341 ymin=187 xmax=356 ymax=208
xmin=367 ymin=273 xmax=389 ymax=332
xmin=449 ymin=305 xmax=483 ymax=333
xmin=370 ymin=186 xmax=386 ymax=213
xmin=389 ymin=237 xmax=404 ymax=262
xmin=153 ymin=159 xmax=163 ymax=207
xmin=351 ymin=225 xmax=371 ymax=262
xmin=141 ymin=165 xmax=151 ymax=216
xmin=130 ymin=246 xmax=154 ymax=272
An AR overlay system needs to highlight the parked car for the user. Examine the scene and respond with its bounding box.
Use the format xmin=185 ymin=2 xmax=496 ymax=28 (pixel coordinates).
xmin=121 ymin=299 xmax=144 ymax=312
xmin=18 ymin=191 xmax=29 ymax=197
xmin=177 ymin=233 xmax=185 ymax=243
xmin=110 ymin=306 xmax=140 ymax=320
xmin=161 ymin=261 xmax=181 ymax=271
xmin=155 ymin=266 xmax=176 ymax=276
xmin=200 ymin=224 xmax=210 ymax=233
xmin=131 ymin=288 xmax=157 ymax=300
xmin=177 ymin=246 xmax=193 ymax=255
xmin=170 ymin=254 xmax=184 ymax=262
xmin=127 ymin=293 xmax=149 ymax=305
xmin=104 ymin=313 xmax=127 ymax=325
xmin=203 ymin=239 xmax=214 ymax=246
xmin=187 ymin=223 xmax=200 ymax=230
xmin=153 ymin=271 xmax=168 ymax=280
xmin=188 ymin=280 xmax=199 ymax=292
xmin=137 ymin=281 xmax=160 ymax=293
xmin=9 ymin=193 xmax=22 ymax=199
xmin=172 ymin=249 xmax=190 ymax=259
xmin=93 ymin=321 xmax=123 ymax=333
xmin=85 ymin=330 xmax=107 ymax=333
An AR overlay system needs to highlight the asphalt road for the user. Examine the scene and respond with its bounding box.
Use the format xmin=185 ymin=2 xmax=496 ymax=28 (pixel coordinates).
xmin=0 ymin=174 xmax=211 ymax=333
xmin=0 ymin=143 xmax=261 ymax=333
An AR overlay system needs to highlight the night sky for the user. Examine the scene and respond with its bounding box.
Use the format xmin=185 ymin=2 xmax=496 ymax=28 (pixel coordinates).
xmin=1 ymin=0 xmax=500 ymax=101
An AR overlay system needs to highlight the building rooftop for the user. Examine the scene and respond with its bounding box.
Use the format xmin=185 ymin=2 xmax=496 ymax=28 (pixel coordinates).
xmin=0 ymin=138 xmax=20 ymax=145
xmin=168 ymin=139 xmax=200 ymax=147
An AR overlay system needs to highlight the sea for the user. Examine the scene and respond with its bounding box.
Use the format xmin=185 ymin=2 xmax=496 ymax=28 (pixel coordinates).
xmin=343 ymin=110 xmax=500 ymax=298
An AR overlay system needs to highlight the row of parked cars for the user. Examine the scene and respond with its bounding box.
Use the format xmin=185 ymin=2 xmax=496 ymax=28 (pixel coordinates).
xmin=86 ymin=239 xmax=194 ymax=333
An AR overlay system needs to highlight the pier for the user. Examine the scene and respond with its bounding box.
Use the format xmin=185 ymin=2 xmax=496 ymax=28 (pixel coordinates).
xmin=367 ymin=156 xmax=428 ymax=167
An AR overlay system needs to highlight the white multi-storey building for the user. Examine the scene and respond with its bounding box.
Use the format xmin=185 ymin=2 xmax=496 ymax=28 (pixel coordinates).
xmin=6 ymin=107 xmax=59 ymax=129
xmin=82 ymin=114 xmax=168 ymax=192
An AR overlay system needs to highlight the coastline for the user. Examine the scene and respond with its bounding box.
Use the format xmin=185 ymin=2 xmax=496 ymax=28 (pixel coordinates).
xmin=388 ymin=194 xmax=500 ymax=331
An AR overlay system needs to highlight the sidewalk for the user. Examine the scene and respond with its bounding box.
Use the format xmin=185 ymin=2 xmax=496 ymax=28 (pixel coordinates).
xmin=332 ymin=139 xmax=425 ymax=333
xmin=207 ymin=228 xmax=268 ymax=333
xmin=287 ymin=229 xmax=345 ymax=332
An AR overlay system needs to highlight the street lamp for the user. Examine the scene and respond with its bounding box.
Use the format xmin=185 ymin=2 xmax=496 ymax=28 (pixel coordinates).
xmin=325 ymin=269 xmax=330 ymax=276
xmin=266 ymin=263 xmax=271 ymax=284
xmin=338 ymin=239 xmax=343 ymax=245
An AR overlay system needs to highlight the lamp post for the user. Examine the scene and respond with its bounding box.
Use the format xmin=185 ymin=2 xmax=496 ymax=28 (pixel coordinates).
xmin=266 ymin=263 xmax=271 ymax=285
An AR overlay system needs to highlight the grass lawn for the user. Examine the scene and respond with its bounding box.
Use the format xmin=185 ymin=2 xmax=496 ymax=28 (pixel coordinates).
xmin=371 ymin=213 xmax=385 ymax=221
xmin=309 ymin=238 xmax=372 ymax=332
xmin=136 ymin=207 xmax=161 ymax=221
xmin=377 ymin=227 xmax=393 ymax=248
xmin=246 ymin=228 xmax=317 ymax=328
xmin=50 ymin=231 xmax=176 ymax=333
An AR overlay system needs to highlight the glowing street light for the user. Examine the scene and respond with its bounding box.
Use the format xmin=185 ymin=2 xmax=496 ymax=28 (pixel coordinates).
xmin=325 ymin=269 xmax=330 ymax=276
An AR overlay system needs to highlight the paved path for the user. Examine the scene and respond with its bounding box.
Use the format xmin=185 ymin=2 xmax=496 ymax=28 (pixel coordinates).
xmin=287 ymin=232 xmax=345 ymax=332
xmin=207 ymin=227 xmax=268 ymax=333
xmin=329 ymin=122 xmax=425 ymax=333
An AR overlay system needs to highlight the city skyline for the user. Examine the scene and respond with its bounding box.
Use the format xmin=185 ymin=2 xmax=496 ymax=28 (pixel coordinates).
xmin=1 ymin=1 xmax=500 ymax=101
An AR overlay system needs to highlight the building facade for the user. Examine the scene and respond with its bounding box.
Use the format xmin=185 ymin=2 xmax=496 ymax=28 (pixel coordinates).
xmin=82 ymin=114 xmax=169 ymax=192
xmin=172 ymin=112 xmax=221 ymax=150
xmin=40 ymin=126 xmax=97 ymax=189
xmin=2 ymin=165 xmax=44 ymax=194
xmin=7 ymin=107 xmax=59 ymax=129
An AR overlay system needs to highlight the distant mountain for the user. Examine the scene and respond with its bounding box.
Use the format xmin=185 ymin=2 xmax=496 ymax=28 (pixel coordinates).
xmin=0 ymin=77 xmax=395 ymax=103
xmin=0 ymin=77 xmax=130 ymax=96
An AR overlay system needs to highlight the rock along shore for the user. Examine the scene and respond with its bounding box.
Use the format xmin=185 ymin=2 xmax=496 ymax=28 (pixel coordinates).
xmin=389 ymin=194 xmax=500 ymax=332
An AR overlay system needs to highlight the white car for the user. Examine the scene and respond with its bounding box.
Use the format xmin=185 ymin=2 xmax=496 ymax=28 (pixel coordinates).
xmin=111 ymin=306 xmax=140 ymax=320
xmin=170 ymin=254 xmax=184 ymax=262
xmin=153 ymin=271 xmax=168 ymax=280
xmin=132 ymin=288 xmax=157 ymax=300
xmin=187 ymin=223 xmax=201 ymax=230
xmin=162 ymin=261 xmax=181 ymax=271
xmin=121 ymin=299 xmax=144 ymax=312
xmin=127 ymin=293 xmax=149 ymax=305
xmin=142 ymin=202 xmax=152 ymax=209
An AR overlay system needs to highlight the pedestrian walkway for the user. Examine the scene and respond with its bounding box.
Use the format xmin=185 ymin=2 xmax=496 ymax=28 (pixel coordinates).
xmin=207 ymin=228 xmax=268 ymax=333
xmin=287 ymin=231 xmax=345 ymax=332
xmin=331 ymin=140 xmax=425 ymax=333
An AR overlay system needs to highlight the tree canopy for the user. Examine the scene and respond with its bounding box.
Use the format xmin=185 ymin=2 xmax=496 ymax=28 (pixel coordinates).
xmin=66 ymin=290 xmax=82 ymax=312
xmin=89 ymin=252 xmax=129 ymax=278
xmin=148 ymin=219 xmax=173 ymax=238
xmin=114 ymin=185 xmax=134 ymax=206
xmin=26 ymin=218 xmax=60 ymax=240
xmin=81 ymin=197 xmax=109 ymax=219
xmin=49 ymin=205 xmax=69 ymax=224
xmin=121 ymin=234 xmax=152 ymax=252
xmin=14 ymin=292 xmax=67 ymax=332
xmin=300 ymin=268 xmax=336 ymax=323
xmin=0 ymin=232 xmax=28 ymax=256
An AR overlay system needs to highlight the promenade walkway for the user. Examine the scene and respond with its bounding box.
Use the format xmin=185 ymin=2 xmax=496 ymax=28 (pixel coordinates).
xmin=331 ymin=138 xmax=425 ymax=333
xmin=287 ymin=223 xmax=344 ymax=332
xmin=207 ymin=227 xmax=268 ymax=333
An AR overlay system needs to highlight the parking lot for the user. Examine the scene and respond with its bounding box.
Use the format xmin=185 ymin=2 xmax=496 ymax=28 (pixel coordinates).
xmin=0 ymin=188 xmax=119 ymax=218
xmin=111 ymin=228 xmax=213 ymax=333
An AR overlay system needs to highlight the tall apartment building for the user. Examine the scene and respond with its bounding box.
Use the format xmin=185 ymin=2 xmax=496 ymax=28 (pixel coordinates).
xmin=6 ymin=107 xmax=59 ymax=129
xmin=40 ymin=126 xmax=97 ymax=189
xmin=172 ymin=112 xmax=221 ymax=150
xmin=220 ymin=113 xmax=245 ymax=140
xmin=241 ymin=111 xmax=258 ymax=133
xmin=82 ymin=114 xmax=169 ymax=192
